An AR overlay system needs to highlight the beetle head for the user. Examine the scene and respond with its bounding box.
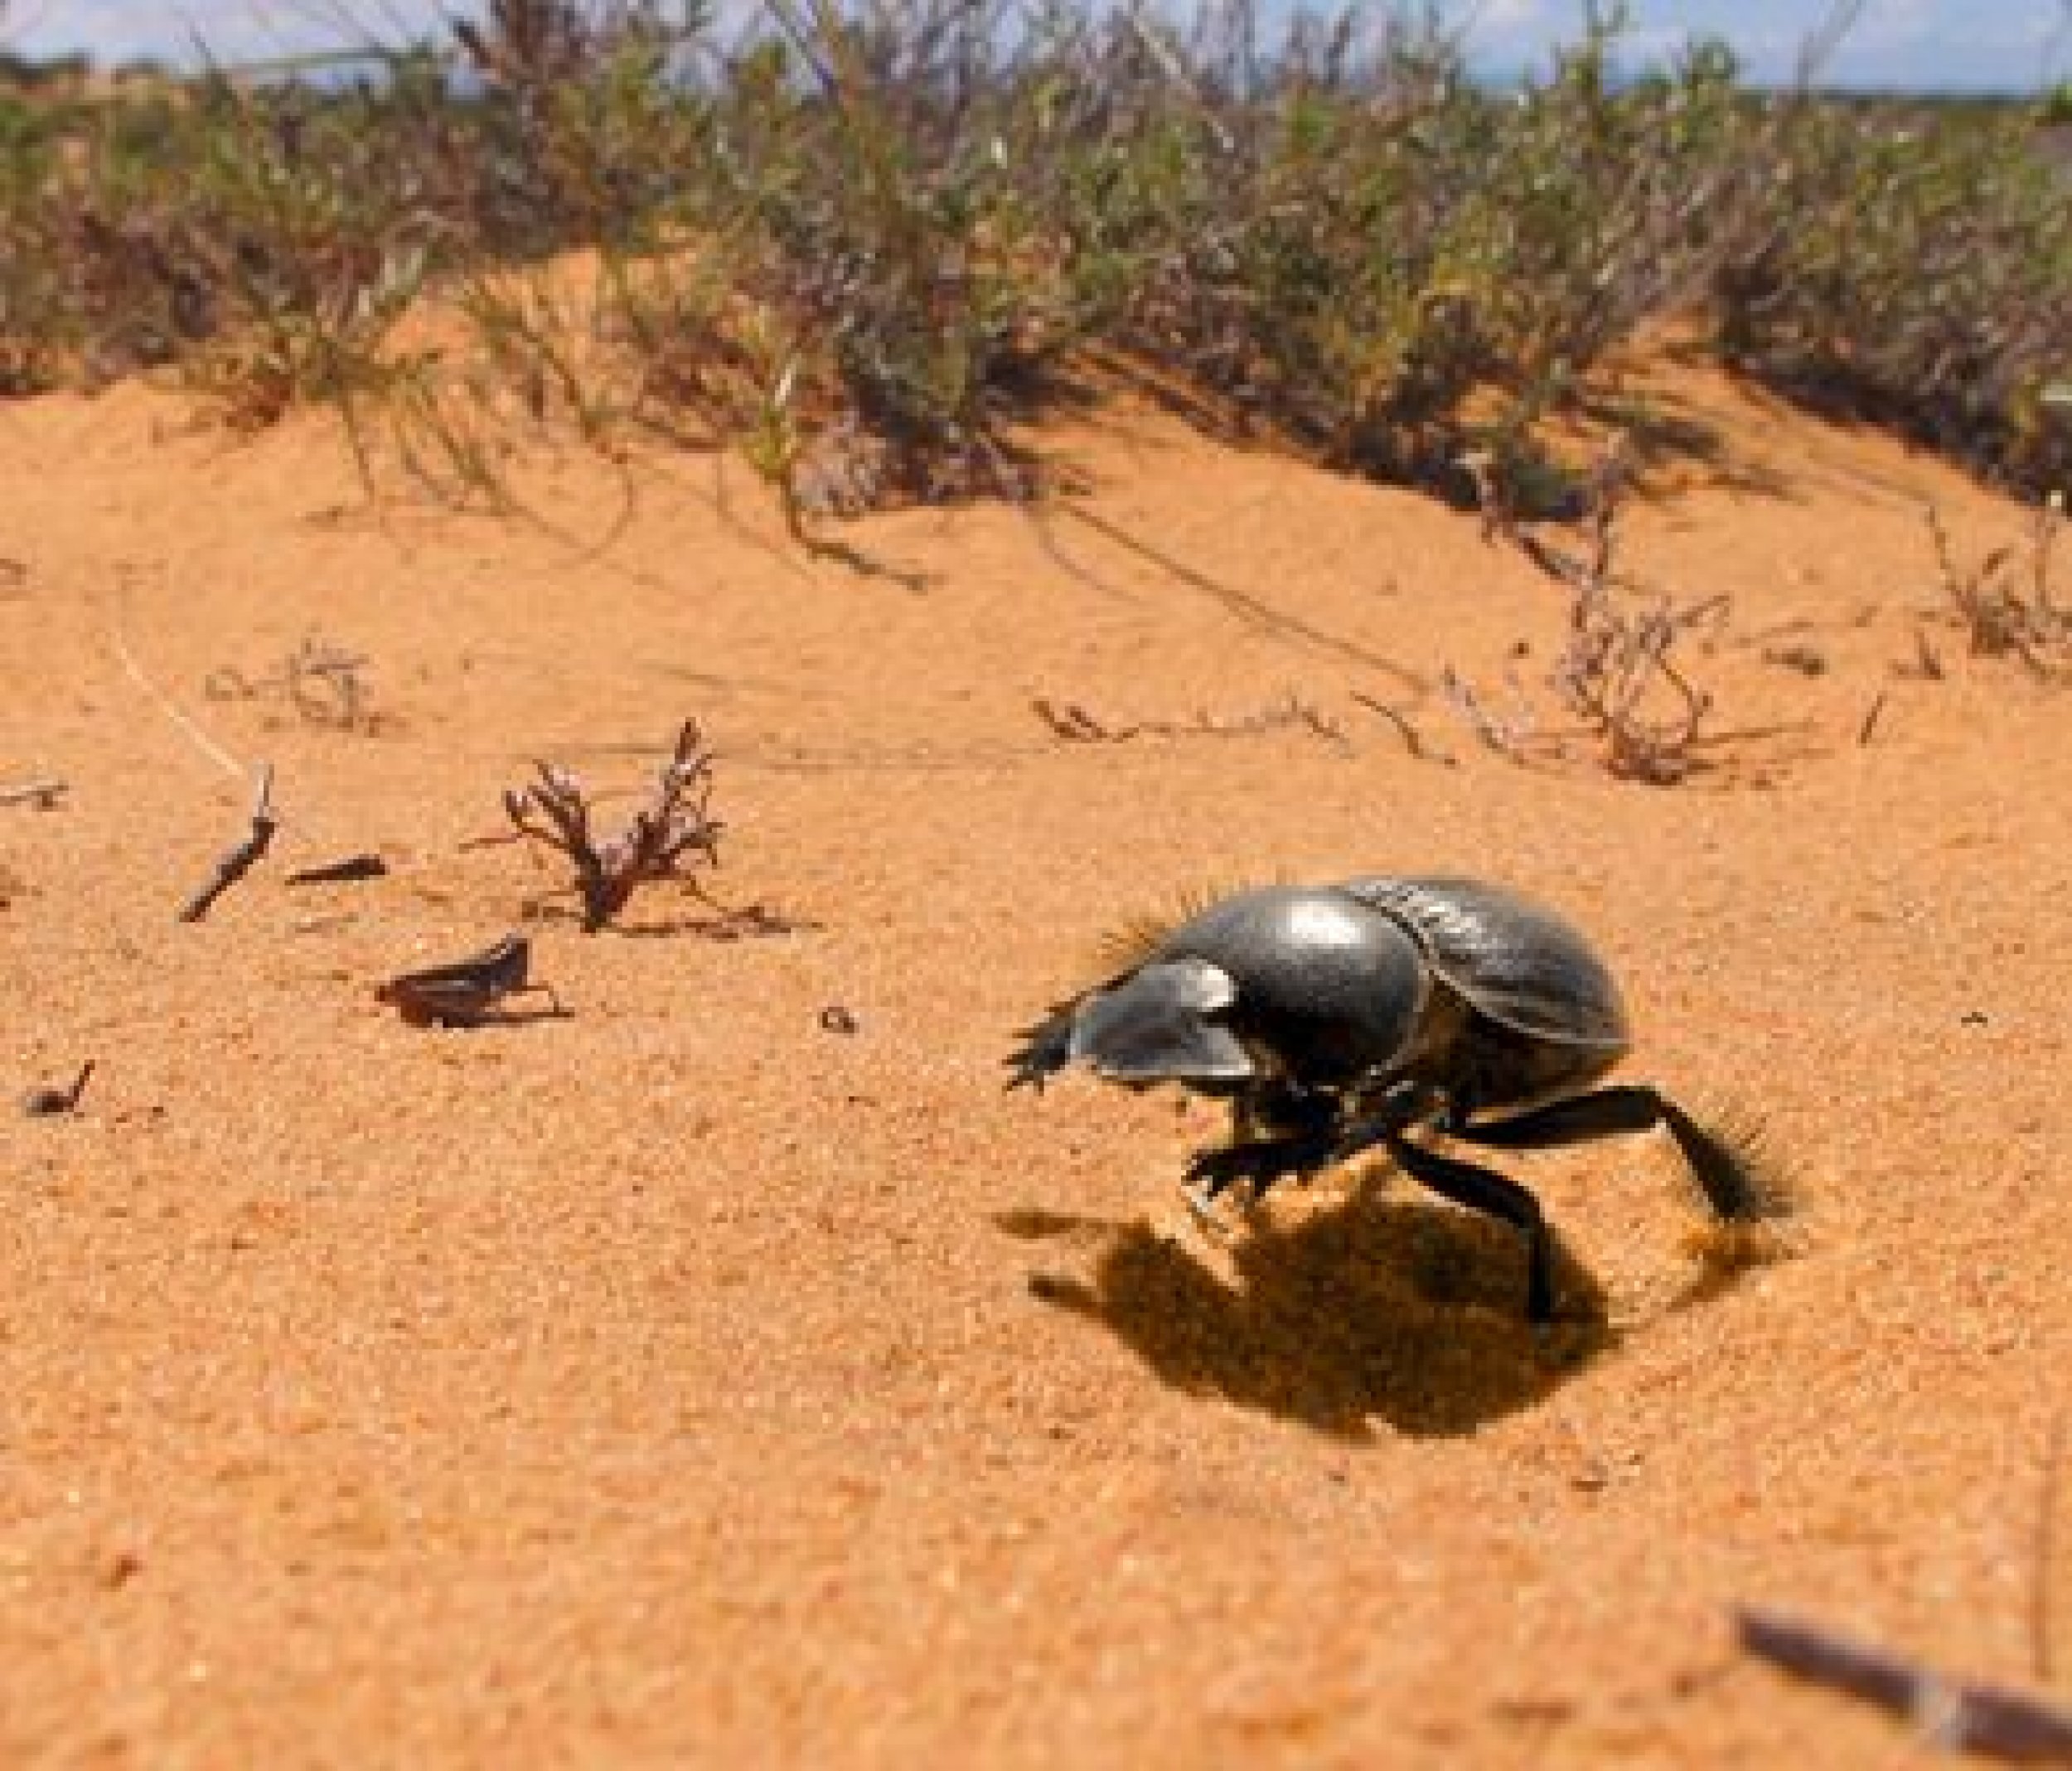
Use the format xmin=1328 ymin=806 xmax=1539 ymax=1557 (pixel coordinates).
xmin=1067 ymin=957 xmax=1256 ymax=1086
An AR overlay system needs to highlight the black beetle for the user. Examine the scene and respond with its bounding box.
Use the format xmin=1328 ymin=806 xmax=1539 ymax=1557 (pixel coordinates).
xmin=1007 ymin=874 xmax=1780 ymax=1323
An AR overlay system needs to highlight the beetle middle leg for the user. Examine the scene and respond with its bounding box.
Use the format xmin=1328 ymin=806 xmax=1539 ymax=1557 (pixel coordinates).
xmin=1384 ymin=1133 xmax=1556 ymax=1324
xmin=1450 ymin=1084 xmax=1781 ymax=1223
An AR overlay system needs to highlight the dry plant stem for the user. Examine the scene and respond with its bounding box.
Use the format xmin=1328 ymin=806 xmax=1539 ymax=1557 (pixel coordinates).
xmin=0 ymin=777 xmax=67 ymax=809
xmin=1857 ymin=692 xmax=1889 ymax=748
xmin=109 ymin=602 xmax=250 ymax=783
xmin=1735 ymin=1606 xmax=2072 ymax=1763
xmin=178 ymin=764 xmax=278 ymax=923
xmin=503 ymin=719 xmax=724 ymax=931
xmin=1350 ymin=691 xmax=1457 ymax=767
xmin=1924 ymin=502 xmax=2070 ymax=676
xmin=1464 ymin=436 xmax=1726 ymax=782
xmin=1029 ymin=694 xmax=1346 ymax=748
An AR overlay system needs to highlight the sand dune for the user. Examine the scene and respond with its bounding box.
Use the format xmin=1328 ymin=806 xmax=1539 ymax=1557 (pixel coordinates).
xmin=2 ymin=364 xmax=2067 ymax=1766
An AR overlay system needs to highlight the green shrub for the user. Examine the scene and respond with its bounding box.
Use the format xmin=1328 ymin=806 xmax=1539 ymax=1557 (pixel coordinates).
xmin=0 ymin=2 xmax=2067 ymax=506
xmin=1714 ymin=99 xmax=2072 ymax=496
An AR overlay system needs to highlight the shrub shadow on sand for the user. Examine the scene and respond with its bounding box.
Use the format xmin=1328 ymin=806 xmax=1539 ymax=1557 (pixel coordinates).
xmin=1005 ymin=1183 xmax=1614 ymax=1441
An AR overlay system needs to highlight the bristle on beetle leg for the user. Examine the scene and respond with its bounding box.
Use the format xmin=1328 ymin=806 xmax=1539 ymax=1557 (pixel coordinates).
xmin=1662 ymin=1096 xmax=1799 ymax=1273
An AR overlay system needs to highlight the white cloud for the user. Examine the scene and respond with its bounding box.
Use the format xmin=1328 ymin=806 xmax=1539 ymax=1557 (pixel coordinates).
xmin=1474 ymin=0 xmax=1553 ymax=35
xmin=8 ymin=1 xmax=454 ymax=65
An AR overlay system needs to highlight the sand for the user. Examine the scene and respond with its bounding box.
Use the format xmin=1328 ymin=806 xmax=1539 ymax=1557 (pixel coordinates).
xmin=2 ymin=361 xmax=2069 ymax=1767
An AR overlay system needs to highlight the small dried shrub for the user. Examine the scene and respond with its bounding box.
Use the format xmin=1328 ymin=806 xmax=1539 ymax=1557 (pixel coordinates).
xmin=1922 ymin=499 xmax=2070 ymax=678
xmin=1448 ymin=442 xmax=1731 ymax=783
xmin=503 ymin=717 xmax=724 ymax=931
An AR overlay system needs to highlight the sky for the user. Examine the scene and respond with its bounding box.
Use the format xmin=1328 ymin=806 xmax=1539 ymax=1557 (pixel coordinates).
xmin=3 ymin=1 xmax=2070 ymax=92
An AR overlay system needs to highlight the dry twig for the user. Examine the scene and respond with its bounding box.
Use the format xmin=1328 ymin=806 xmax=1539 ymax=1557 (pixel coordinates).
xmin=178 ymin=765 xmax=278 ymax=923
xmin=1349 ymin=691 xmax=1456 ymax=766
xmin=1736 ymin=1606 xmax=2072 ymax=1763
xmin=503 ymin=719 xmax=725 ymax=931
xmin=1856 ymin=691 xmax=1888 ymax=748
xmin=285 ymin=853 xmax=389 ymax=885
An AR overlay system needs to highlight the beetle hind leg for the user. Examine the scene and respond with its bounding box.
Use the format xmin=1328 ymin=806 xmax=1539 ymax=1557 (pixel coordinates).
xmin=1454 ymin=1084 xmax=1789 ymax=1224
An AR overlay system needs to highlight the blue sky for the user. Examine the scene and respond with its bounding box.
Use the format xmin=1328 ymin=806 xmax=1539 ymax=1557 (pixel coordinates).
xmin=5 ymin=2 xmax=2070 ymax=91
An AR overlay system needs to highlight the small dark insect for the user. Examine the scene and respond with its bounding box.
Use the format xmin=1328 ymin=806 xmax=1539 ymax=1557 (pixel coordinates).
xmin=819 ymin=1005 xmax=859 ymax=1035
xmin=22 ymin=1060 xmax=95 ymax=1117
xmin=375 ymin=934 xmax=562 ymax=1028
xmin=1008 ymin=875 xmax=1784 ymax=1324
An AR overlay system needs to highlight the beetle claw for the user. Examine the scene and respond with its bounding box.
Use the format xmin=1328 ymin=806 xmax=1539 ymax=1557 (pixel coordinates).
xmin=1185 ymin=1131 xmax=1334 ymax=1197
xmin=1179 ymin=1181 xmax=1233 ymax=1235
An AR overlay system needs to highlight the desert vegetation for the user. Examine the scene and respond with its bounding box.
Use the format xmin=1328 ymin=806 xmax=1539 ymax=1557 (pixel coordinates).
xmin=10 ymin=7 xmax=2072 ymax=1766
xmin=1 ymin=0 xmax=2067 ymax=515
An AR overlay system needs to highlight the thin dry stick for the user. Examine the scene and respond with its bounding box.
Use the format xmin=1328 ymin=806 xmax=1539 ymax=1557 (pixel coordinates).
xmin=1736 ymin=1606 xmax=2072 ymax=1762
xmin=110 ymin=598 xmax=350 ymax=860
xmin=109 ymin=606 xmax=249 ymax=783
xmin=285 ymin=854 xmax=389 ymax=885
xmin=0 ymin=778 xmax=67 ymax=808
xmin=179 ymin=764 xmax=279 ymax=923
xmin=1857 ymin=691 xmax=1889 ymax=748
xmin=1351 ymin=691 xmax=1456 ymax=767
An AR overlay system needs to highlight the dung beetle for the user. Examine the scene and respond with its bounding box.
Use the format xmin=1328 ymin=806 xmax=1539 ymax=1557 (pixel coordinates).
xmin=1007 ymin=874 xmax=1780 ymax=1324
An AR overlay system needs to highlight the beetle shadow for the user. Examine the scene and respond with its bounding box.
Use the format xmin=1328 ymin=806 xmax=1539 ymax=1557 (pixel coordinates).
xmin=1004 ymin=1182 xmax=1614 ymax=1441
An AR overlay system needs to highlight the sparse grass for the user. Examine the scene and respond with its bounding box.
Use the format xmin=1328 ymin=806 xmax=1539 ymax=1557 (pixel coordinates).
xmin=1715 ymin=95 xmax=2072 ymax=499
xmin=2 ymin=1 xmax=2069 ymax=512
xmin=1922 ymin=497 xmax=2071 ymax=678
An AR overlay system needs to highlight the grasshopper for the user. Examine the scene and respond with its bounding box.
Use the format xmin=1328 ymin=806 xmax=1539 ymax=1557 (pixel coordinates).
xmin=375 ymin=934 xmax=563 ymax=1028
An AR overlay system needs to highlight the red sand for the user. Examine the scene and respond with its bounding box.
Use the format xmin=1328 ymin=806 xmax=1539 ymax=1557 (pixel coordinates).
xmin=2 ymin=363 xmax=2069 ymax=1765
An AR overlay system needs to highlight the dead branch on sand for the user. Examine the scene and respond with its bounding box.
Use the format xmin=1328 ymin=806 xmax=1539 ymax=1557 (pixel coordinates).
xmin=503 ymin=718 xmax=725 ymax=931
xmin=1737 ymin=1417 xmax=2072 ymax=1762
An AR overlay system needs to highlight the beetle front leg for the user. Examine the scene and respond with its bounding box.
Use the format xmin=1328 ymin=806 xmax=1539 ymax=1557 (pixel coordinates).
xmin=1004 ymin=998 xmax=1084 ymax=1092
xmin=1184 ymin=1085 xmax=1343 ymax=1213
xmin=1184 ymin=1129 xmax=1339 ymax=1198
